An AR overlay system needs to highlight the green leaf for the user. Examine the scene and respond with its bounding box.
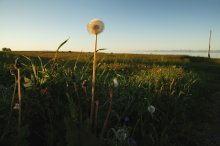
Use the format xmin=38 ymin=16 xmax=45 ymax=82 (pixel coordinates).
xmin=178 ymin=91 xmax=185 ymax=97
xmin=31 ymin=64 xmax=38 ymax=81
xmin=54 ymin=38 xmax=69 ymax=61
xmin=23 ymin=76 xmax=32 ymax=89
xmin=96 ymin=48 xmax=107 ymax=52
xmin=38 ymin=56 xmax=45 ymax=72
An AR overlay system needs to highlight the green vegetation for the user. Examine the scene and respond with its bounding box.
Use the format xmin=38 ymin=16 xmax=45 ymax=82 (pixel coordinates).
xmin=0 ymin=50 xmax=220 ymax=146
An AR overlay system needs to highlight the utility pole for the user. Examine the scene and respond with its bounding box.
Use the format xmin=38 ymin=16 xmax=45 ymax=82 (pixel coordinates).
xmin=208 ymin=29 xmax=212 ymax=58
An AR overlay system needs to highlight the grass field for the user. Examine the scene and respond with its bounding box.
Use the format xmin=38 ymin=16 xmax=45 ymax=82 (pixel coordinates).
xmin=1 ymin=51 xmax=220 ymax=146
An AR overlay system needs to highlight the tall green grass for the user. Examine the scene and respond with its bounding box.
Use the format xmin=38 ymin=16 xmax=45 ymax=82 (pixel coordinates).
xmin=0 ymin=50 xmax=220 ymax=146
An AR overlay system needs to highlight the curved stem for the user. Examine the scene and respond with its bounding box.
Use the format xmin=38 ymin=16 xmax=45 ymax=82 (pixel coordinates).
xmin=11 ymin=75 xmax=17 ymax=111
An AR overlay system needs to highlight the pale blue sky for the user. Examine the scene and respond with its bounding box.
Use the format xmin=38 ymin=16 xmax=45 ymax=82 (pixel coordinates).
xmin=0 ymin=0 xmax=220 ymax=53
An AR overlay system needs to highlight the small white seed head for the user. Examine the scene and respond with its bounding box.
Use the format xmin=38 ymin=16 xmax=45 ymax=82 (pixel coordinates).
xmin=148 ymin=105 xmax=156 ymax=114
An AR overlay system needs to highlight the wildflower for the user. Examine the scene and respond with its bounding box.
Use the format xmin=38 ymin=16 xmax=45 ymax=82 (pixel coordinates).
xmin=148 ymin=105 xmax=156 ymax=114
xmin=113 ymin=78 xmax=119 ymax=87
xmin=87 ymin=19 xmax=104 ymax=35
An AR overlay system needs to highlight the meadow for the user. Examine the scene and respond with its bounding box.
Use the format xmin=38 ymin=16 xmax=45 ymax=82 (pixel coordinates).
xmin=0 ymin=50 xmax=220 ymax=146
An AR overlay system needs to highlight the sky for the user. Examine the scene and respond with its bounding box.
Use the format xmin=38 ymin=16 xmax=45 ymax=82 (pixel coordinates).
xmin=0 ymin=0 xmax=220 ymax=53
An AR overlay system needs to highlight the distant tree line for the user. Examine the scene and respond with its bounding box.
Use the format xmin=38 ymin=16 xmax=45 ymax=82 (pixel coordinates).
xmin=2 ymin=48 xmax=11 ymax=51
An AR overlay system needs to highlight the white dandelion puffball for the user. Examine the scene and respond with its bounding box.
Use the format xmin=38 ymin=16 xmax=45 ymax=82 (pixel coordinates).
xmin=148 ymin=105 xmax=156 ymax=114
xmin=113 ymin=78 xmax=119 ymax=87
xmin=87 ymin=19 xmax=104 ymax=35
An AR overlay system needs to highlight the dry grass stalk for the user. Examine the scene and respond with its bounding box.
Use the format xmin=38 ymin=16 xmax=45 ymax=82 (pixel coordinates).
xmin=95 ymin=100 xmax=99 ymax=135
xmin=100 ymin=88 xmax=113 ymax=139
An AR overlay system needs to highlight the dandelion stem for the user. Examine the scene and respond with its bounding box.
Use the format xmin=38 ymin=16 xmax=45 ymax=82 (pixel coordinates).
xmin=17 ymin=68 xmax=21 ymax=144
xmin=90 ymin=34 xmax=98 ymax=126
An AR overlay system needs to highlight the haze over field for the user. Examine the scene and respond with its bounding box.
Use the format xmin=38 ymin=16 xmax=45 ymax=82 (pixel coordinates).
xmin=0 ymin=0 xmax=220 ymax=53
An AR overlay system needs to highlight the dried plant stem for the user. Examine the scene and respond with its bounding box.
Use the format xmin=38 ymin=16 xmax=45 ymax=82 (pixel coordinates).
xmin=95 ymin=100 xmax=99 ymax=135
xmin=100 ymin=88 xmax=113 ymax=139
xmin=65 ymin=82 xmax=70 ymax=98
xmin=90 ymin=34 xmax=98 ymax=126
xmin=11 ymin=74 xmax=17 ymax=111
xmin=17 ymin=69 xmax=22 ymax=143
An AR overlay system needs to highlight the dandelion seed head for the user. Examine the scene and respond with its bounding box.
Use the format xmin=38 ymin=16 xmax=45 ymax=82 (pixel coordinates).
xmin=87 ymin=19 xmax=104 ymax=35
xmin=148 ymin=105 xmax=156 ymax=114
